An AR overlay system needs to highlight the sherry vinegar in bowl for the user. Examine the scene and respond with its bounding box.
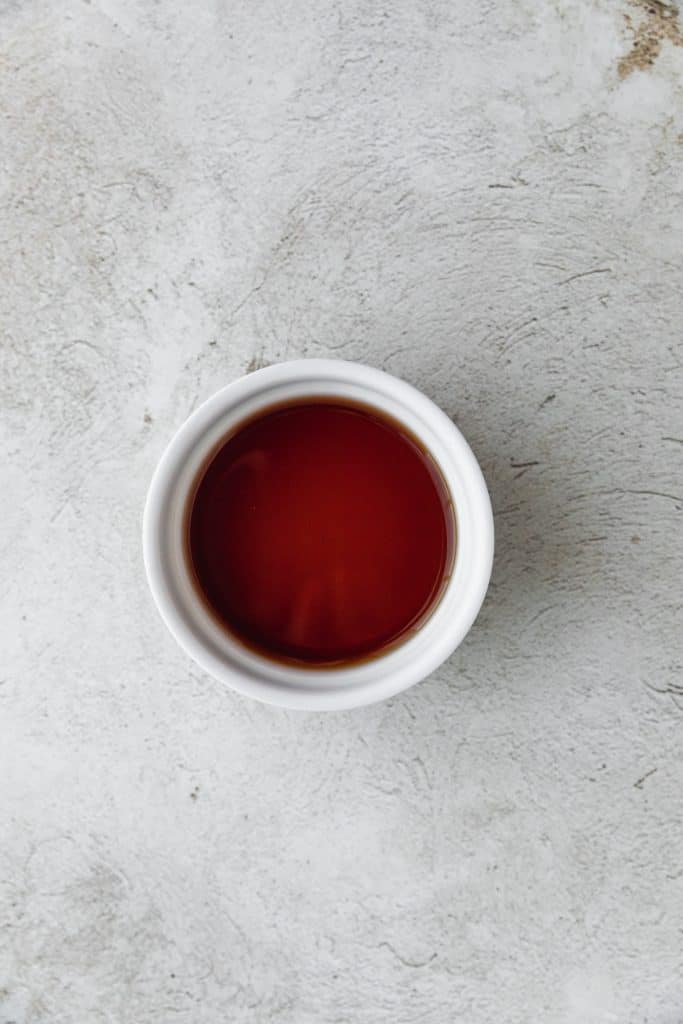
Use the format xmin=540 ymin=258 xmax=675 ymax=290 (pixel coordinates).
xmin=143 ymin=360 xmax=493 ymax=709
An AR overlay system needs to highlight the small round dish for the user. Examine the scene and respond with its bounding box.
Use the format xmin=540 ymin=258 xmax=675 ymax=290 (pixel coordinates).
xmin=143 ymin=359 xmax=493 ymax=710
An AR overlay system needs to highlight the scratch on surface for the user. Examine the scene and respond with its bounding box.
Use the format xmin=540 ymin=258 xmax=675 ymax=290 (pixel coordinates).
xmin=412 ymin=755 xmax=430 ymax=788
xmin=227 ymin=272 xmax=269 ymax=324
xmin=511 ymin=459 xmax=540 ymax=479
xmin=58 ymin=338 xmax=102 ymax=355
xmin=338 ymin=53 xmax=371 ymax=70
xmin=662 ymin=436 xmax=683 ymax=445
xmin=49 ymin=496 xmax=72 ymax=523
xmin=623 ymin=487 xmax=683 ymax=504
xmin=569 ymin=487 xmax=683 ymax=507
xmin=494 ymin=317 xmax=539 ymax=363
xmin=496 ymin=503 xmax=521 ymax=516
xmin=634 ymin=767 xmax=657 ymax=788
xmin=557 ymin=268 xmax=612 ymax=286
xmin=618 ymin=0 xmax=683 ymax=79
xmin=366 ymin=781 xmax=401 ymax=796
xmin=382 ymin=346 xmax=414 ymax=368
xmin=488 ymin=175 xmax=529 ymax=188
xmin=644 ymin=680 xmax=683 ymax=696
xmin=524 ymin=605 xmax=558 ymax=631
xmin=642 ymin=679 xmax=683 ymax=712
xmin=378 ymin=942 xmax=437 ymax=969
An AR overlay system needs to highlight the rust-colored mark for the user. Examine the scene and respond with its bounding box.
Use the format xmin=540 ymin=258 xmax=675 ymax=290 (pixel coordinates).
xmin=618 ymin=0 xmax=683 ymax=78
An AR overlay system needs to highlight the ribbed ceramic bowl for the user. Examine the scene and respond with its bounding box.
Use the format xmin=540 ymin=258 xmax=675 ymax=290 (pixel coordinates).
xmin=143 ymin=359 xmax=493 ymax=709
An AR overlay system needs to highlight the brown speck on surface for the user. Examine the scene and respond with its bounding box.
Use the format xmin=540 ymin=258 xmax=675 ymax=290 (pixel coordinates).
xmin=190 ymin=786 xmax=199 ymax=800
xmin=143 ymin=412 xmax=152 ymax=423
xmin=246 ymin=355 xmax=270 ymax=374
xmin=631 ymin=534 xmax=641 ymax=543
xmin=618 ymin=0 xmax=683 ymax=79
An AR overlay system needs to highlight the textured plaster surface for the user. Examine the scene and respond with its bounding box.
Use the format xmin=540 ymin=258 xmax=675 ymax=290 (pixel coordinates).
xmin=1 ymin=1 xmax=683 ymax=1022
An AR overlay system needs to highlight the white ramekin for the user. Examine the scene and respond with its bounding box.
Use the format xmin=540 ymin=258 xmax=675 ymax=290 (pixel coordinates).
xmin=143 ymin=359 xmax=493 ymax=710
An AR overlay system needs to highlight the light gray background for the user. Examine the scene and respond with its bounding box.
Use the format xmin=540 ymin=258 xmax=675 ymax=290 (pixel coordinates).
xmin=1 ymin=1 xmax=682 ymax=1022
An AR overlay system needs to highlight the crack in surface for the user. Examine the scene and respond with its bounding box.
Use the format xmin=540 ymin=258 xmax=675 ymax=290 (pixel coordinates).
xmin=557 ymin=267 xmax=612 ymax=286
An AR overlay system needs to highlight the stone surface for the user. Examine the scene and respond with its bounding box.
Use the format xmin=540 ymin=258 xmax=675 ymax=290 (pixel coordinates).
xmin=1 ymin=1 xmax=683 ymax=1022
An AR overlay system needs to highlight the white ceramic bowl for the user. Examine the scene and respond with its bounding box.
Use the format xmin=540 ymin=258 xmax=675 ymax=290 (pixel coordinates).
xmin=143 ymin=359 xmax=493 ymax=710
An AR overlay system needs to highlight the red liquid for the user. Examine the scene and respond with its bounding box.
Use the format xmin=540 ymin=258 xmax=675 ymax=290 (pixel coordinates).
xmin=188 ymin=400 xmax=455 ymax=665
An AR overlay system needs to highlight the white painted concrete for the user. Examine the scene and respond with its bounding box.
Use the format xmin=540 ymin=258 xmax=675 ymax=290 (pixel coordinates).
xmin=1 ymin=1 xmax=682 ymax=1021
